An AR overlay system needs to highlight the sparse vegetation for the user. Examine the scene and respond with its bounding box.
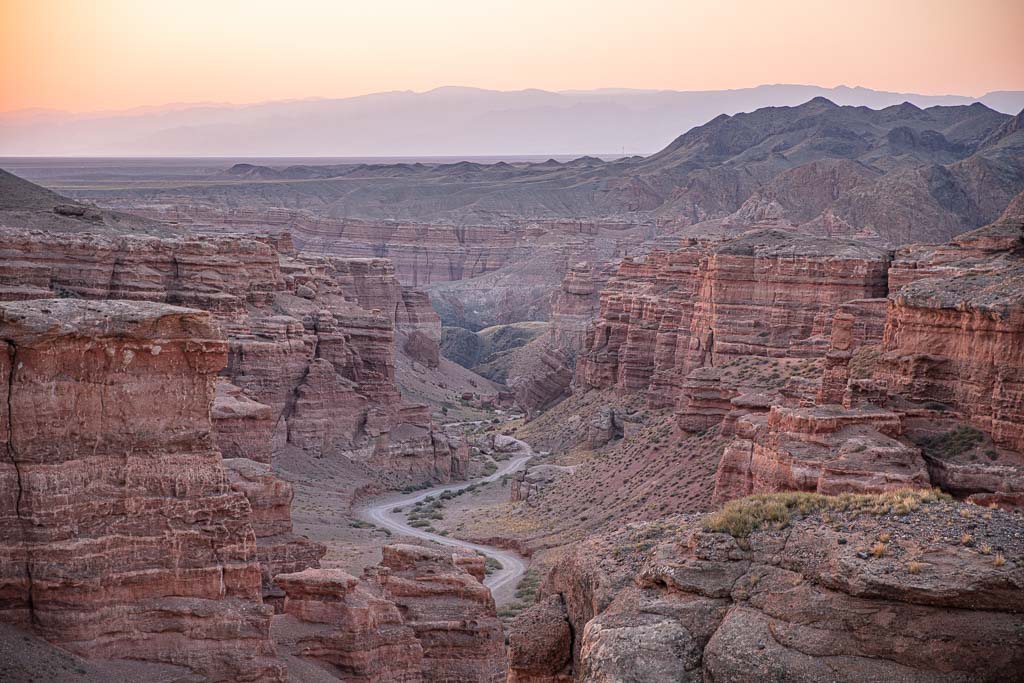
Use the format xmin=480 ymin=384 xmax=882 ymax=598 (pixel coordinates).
xmin=514 ymin=569 xmax=542 ymax=604
xmin=702 ymin=489 xmax=950 ymax=539
xmin=912 ymin=425 xmax=984 ymax=460
xmin=907 ymin=560 xmax=924 ymax=574
xmin=484 ymin=556 xmax=503 ymax=575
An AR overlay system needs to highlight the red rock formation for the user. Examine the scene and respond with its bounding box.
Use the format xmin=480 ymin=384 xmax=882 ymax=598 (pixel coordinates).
xmin=816 ymin=298 xmax=888 ymax=405
xmin=223 ymin=458 xmax=326 ymax=605
xmin=506 ymin=595 xmax=573 ymax=682
xmin=275 ymin=544 xmax=507 ymax=682
xmin=274 ymin=568 xmax=424 ymax=681
xmin=576 ymin=230 xmax=891 ymax=427
xmin=0 ymin=227 xmax=462 ymax=489
xmin=713 ymin=405 xmax=929 ymax=503
xmin=876 ymin=268 xmax=1024 ymax=451
xmin=371 ymin=544 xmax=507 ymax=682
xmin=214 ymin=379 xmax=275 ymax=462
xmin=0 ymin=299 xmax=283 ymax=681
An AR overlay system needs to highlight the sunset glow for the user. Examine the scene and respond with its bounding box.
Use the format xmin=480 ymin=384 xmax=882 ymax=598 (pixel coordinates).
xmin=2 ymin=0 xmax=1023 ymax=113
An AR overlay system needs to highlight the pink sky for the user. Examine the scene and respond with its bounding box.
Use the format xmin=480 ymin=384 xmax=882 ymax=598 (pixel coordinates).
xmin=2 ymin=0 xmax=1023 ymax=113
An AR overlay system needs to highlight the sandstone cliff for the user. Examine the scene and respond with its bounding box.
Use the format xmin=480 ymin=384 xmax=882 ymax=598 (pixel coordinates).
xmin=0 ymin=300 xmax=284 ymax=681
xmin=576 ymin=230 xmax=891 ymax=419
xmin=0 ymin=226 xmax=462 ymax=489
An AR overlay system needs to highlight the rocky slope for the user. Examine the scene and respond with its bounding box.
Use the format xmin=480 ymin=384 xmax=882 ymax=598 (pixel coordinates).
xmin=508 ymin=492 xmax=1024 ymax=682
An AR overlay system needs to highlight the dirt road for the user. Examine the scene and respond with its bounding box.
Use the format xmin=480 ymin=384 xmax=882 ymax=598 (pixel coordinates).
xmin=358 ymin=439 xmax=532 ymax=604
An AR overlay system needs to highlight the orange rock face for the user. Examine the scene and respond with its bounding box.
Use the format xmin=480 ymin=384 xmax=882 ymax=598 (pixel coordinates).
xmin=0 ymin=299 xmax=283 ymax=681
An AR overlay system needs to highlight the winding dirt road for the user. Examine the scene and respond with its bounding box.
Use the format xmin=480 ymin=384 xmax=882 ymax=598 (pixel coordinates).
xmin=357 ymin=439 xmax=532 ymax=604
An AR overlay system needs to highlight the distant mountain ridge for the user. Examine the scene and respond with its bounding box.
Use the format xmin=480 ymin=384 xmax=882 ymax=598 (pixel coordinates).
xmin=47 ymin=97 xmax=1024 ymax=249
xmin=2 ymin=84 xmax=1023 ymax=156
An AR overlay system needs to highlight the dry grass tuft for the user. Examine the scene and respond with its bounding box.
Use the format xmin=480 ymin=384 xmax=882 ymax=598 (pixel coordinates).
xmin=993 ymin=553 xmax=1006 ymax=567
xmin=703 ymin=489 xmax=949 ymax=539
xmin=907 ymin=560 xmax=924 ymax=574
xmin=871 ymin=542 xmax=888 ymax=558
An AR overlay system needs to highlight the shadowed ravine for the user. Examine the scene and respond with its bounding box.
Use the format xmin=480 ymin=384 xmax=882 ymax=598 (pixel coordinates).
xmin=357 ymin=439 xmax=532 ymax=605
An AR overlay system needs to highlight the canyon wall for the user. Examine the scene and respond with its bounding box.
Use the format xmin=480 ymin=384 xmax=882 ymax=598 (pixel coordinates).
xmin=0 ymin=227 xmax=461 ymax=488
xmin=508 ymin=262 xmax=612 ymax=415
xmin=571 ymin=201 xmax=1024 ymax=507
xmin=0 ymin=299 xmax=284 ymax=681
xmin=576 ymin=229 xmax=892 ymax=420
xmin=0 ymin=299 xmax=495 ymax=680
xmin=108 ymin=204 xmax=523 ymax=286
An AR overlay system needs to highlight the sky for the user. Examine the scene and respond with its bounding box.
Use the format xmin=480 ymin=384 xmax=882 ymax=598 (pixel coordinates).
xmin=2 ymin=0 xmax=1023 ymax=114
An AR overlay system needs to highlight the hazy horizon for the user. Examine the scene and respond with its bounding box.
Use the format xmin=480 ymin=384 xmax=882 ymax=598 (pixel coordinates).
xmin=3 ymin=83 xmax=1022 ymax=158
xmin=3 ymin=0 xmax=1023 ymax=114
xmin=3 ymin=83 xmax=1023 ymax=119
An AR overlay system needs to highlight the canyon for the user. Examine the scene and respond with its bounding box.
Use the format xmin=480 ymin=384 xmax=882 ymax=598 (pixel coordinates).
xmin=0 ymin=95 xmax=1023 ymax=681
xmin=10 ymin=98 xmax=1023 ymax=334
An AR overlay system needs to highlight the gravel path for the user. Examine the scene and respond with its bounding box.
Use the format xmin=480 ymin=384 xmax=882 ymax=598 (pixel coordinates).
xmin=357 ymin=439 xmax=532 ymax=604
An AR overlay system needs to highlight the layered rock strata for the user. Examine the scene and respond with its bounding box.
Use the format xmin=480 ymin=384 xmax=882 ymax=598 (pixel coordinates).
xmin=713 ymin=405 xmax=930 ymax=503
xmin=576 ymin=230 xmax=891 ymax=421
xmin=0 ymin=299 xmax=283 ymax=681
xmin=223 ymin=458 xmax=326 ymax=604
xmin=0 ymin=227 xmax=461 ymax=488
xmin=275 ymin=544 xmax=507 ymax=682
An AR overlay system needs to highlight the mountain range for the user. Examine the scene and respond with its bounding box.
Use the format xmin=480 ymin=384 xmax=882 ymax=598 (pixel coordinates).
xmin=2 ymin=84 xmax=1023 ymax=157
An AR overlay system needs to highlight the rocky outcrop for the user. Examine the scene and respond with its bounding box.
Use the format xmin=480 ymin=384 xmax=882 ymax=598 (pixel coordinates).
xmin=214 ymin=379 xmax=275 ymax=462
xmin=510 ymin=465 xmax=576 ymax=503
xmin=510 ymin=496 xmax=1024 ymax=682
xmin=223 ymin=458 xmax=326 ymax=605
xmin=0 ymin=227 xmax=461 ymax=489
xmin=817 ymin=298 xmax=889 ymax=405
xmin=0 ymin=299 xmax=283 ymax=681
xmin=275 ymin=544 xmax=507 ymax=682
xmin=876 ymin=265 xmax=1024 ymax=452
xmin=713 ymin=405 xmax=930 ymax=504
xmin=506 ymin=595 xmax=573 ymax=682
xmin=274 ymin=568 xmax=424 ymax=681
